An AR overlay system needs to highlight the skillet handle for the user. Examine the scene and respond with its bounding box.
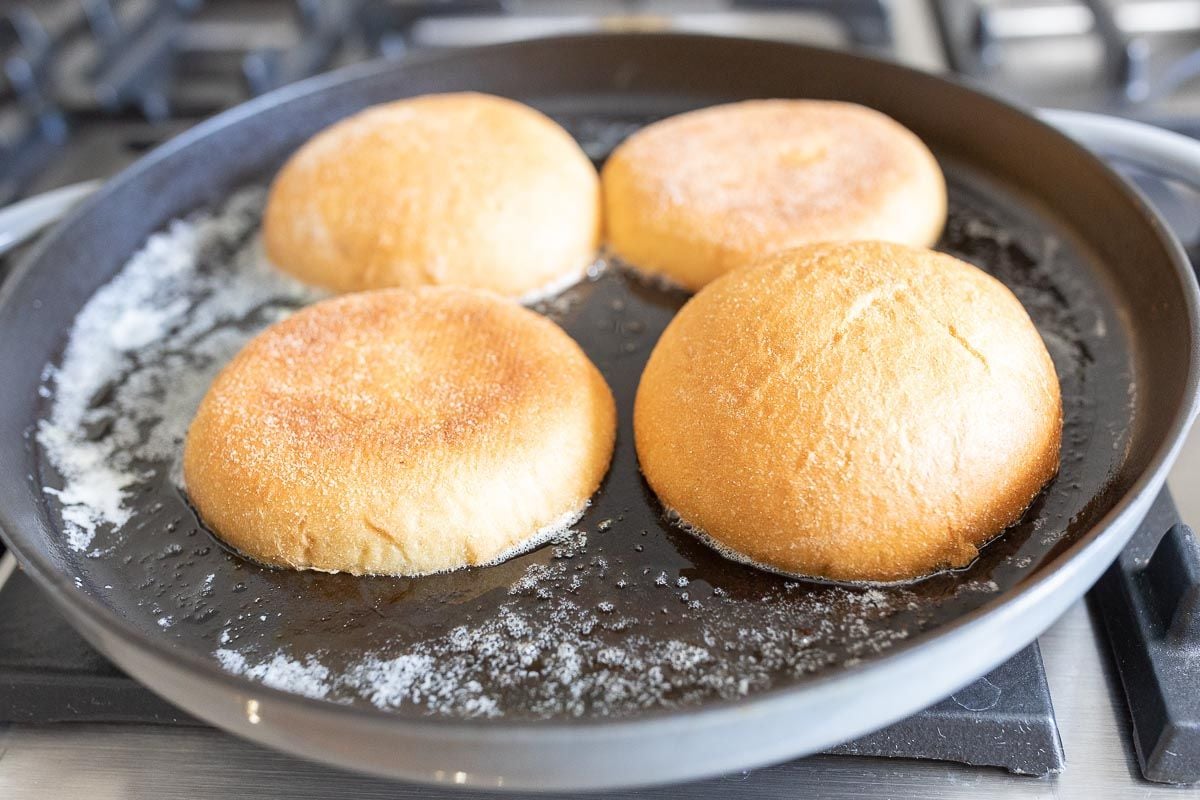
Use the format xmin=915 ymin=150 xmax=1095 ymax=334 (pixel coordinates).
xmin=0 ymin=180 xmax=102 ymax=259
xmin=1039 ymin=109 xmax=1200 ymax=191
xmin=1040 ymin=108 xmax=1200 ymax=427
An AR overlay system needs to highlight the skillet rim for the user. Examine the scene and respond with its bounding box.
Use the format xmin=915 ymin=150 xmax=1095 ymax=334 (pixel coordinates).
xmin=0 ymin=32 xmax=1196 ymax=740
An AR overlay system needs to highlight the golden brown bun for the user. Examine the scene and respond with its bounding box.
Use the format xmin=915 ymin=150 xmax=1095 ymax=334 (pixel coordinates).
xmin=183 ymin=288 xmax=616 ymax=576
xmin=603 ymin=100 xmax=947 ymax=291
xmin=263 ymin=92 xmax=601 ymax=300
xmin=634 ymin=241 xmax=1061 ymax=583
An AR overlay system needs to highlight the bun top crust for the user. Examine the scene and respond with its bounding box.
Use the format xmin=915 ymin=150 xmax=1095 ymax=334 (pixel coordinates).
xmin=183 ymin=287 xmax=616 ymax=576
xmin=633 ymin=241 xmax=1061 ymax=583
xmin=264 ymin=92 xmax=601 ymax=299
xmin=603 ymin=100 xmax=947 ymax=290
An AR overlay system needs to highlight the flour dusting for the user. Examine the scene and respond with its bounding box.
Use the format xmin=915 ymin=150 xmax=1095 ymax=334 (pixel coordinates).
xmin=213 ymin=554 xmax=911 ymax=718
xmin=216 ymin=648 xmax=332 ymax=700
xmin=37 ymin=188 xmax=322 ymax=552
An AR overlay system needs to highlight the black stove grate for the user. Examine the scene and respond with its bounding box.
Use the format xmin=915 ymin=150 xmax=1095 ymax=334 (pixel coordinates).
xmin=0 ymin=0 xmax=895 ymax=204
xmin=933 ymin=0 xmax=1200 ymax=128
xmin=1092 ymin=492 xmax=1200 ymax=784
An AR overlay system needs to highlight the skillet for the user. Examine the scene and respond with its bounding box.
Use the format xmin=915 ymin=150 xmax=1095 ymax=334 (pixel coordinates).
xmin=0 ymin=34 xmax=1197 ymax=791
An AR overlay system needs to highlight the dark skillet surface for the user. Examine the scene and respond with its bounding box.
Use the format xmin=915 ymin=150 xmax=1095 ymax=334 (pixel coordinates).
xmin=24 ymin=97 xmax=1133 ymax=720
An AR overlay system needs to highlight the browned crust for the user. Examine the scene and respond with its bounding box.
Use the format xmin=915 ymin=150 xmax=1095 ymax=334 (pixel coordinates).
xmin=602 ymin=100 xmax=947 ymax=291
xmin=633 ymin=241 xmax=1062 ymax=583
xmin=183 ymin=287 xmax=616 ymax=576
xmin=263 ymin=92 xmax=601 ymax=298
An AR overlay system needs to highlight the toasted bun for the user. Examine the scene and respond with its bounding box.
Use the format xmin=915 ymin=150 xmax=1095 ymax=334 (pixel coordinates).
xmin=634 ymin=241 xmax=1061 ymax=583
xmin=263 ymin=92 xmax=601 ymax=300
xmin=183 ymin=288 xmax=616 ymax=576
xmin=603 ymin=100 xmax=947 ymax=291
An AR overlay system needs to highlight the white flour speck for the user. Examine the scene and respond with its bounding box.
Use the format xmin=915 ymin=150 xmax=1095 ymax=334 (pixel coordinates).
xmin=215 ymin=555 xmax=913 ymax=718
xmin=217 ymin=649 xmax=332 ymax=700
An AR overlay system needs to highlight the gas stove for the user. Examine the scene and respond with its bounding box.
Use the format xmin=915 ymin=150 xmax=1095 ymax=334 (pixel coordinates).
xmin=1 ymin=2 xmax=1199 ymax=799
xmin=935 ymin=0 xmax=1200 ymax=132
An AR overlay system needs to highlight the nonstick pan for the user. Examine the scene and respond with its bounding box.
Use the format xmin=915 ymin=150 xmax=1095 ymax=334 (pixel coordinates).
xmin=0 ymin=34 xmax=1197 ymax=791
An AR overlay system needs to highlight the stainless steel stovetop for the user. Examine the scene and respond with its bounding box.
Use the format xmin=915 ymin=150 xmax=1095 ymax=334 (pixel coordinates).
xmin=1 ymin=2 xmax=1200 ymax=798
